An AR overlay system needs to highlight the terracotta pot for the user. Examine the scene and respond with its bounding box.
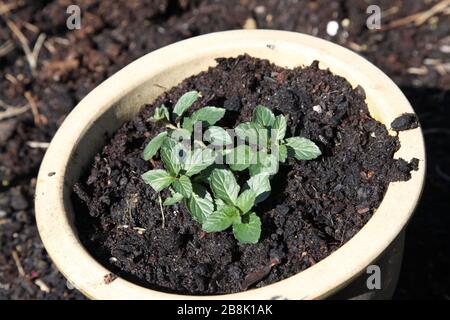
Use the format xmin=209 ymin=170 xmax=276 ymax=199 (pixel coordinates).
xmin=35 ymin=30 xmax=425 ymax=300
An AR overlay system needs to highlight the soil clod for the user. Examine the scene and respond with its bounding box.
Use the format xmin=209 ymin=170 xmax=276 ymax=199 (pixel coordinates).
xmin=391 ymin=113 xmax=419 ymax=131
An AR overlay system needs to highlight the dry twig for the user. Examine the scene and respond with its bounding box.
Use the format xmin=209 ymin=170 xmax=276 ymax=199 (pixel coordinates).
xmin=4 ymin=73 xmax=19 ymax=84
xmin=26 ymin=141 xmax=50 ymax=149
xmin=24 ymin=91 xmax=43 ymax=126
xmin=0 ymin=218 xmax=12 ymax=225
xmin=382 ymin=0 xmax=450 ymax=30
xmin=0 ymin=105 xmax=30 ymax=121
xmin=4 ymin=18 xmax=46 ymax=76
xmin=23 ymin=21 xmax=39 ymax=33
xmin=0 ymin=40 xmax=14 ymax=58
xmin=11 ymin=250 xmax=26 ymax=277
xmin=158 ymin=195 xmax=166 ymax=229
xmin=0 ymin=99 xmax=31 ymax=121
xmin=34 ymin=279 xmax=50 ymax=293
xmin=0 ymin=1 xmax=21 ymax=15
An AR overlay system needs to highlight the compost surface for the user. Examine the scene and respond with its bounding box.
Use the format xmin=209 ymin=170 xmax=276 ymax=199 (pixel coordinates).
xmin=0 ymin=0 xmax=449 ymax=299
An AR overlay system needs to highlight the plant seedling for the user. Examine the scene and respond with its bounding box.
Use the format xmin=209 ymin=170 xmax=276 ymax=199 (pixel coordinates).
xmin=235 ymin=105 xmax=321 ymax=176
xmin=141 ymin=91 xmax=321 ymax=244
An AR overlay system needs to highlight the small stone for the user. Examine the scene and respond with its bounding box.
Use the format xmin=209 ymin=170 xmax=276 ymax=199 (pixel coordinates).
xmin=104 ymin=273 xmax=117 ymax=284
xmin=326 ymin=21 xmax=339 ymax=36
xmin=11 ymin=194 xmax=28 ymax=211
xmin=341 ymin=18 xmax=350 ymax=28
xmin=133 ymin=227 xmax=146 ymax=235
xmin=357 ymin=207 xmax=370 ymax=214
xmin=243 ymin=17 xmax=257 ymax=29
xmin=312 ymin=105 xmax=323 ymax=113
xmin=119 ymin=177 xmax=128 ymax=186
xmin=254 ymin=5 xmax=266 ymax=14
xmin=0 ymin=209 xmax=7 ymax=219
xmin=66 ymin=280 xmax=75 ymax=290
xmin=440 ymin=45 xmax=450 ymax=53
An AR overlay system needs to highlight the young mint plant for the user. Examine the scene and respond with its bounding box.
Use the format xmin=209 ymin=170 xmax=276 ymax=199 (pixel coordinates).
xmin=141 ymin=91 xmax=321 ymax=244
xmin=202 ymin=169 xmax=270 ymax=244
xmin=149 ymin=104 xmax=170 ymax=122
xmin=234 ymin=105 xmax=321 ymax=177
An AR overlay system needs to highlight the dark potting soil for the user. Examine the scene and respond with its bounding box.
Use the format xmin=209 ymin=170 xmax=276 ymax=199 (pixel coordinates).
xmin=73 ymin=55 xmax=419 ymax=294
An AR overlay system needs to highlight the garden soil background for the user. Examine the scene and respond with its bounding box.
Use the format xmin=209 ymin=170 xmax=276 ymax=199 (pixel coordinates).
xmin=0 ymin=0 xmax=449 ymax=299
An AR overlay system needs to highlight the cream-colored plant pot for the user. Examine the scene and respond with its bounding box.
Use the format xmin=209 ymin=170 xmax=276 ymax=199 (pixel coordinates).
xmin=35 ymin=30 xmax=425 ymax=300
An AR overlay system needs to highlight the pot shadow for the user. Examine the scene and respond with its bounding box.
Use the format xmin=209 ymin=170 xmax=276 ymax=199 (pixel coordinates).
xmin=393 ymin=87 xmax=450 ymax=299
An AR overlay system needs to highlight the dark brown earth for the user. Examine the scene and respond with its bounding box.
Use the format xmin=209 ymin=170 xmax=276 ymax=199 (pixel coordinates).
xmin=0 ymin=0 xmax=449 ymax=299
xmin=73 ymin=55 xmax=418 ymax=294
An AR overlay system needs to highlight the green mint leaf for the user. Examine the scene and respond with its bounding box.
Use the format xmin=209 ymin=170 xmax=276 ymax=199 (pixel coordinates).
xmin=202 ymin=206 xmax=240 ymax=233
xmin=236 ymin=189 xmax=256 ymax=214
xmin=192 ymin=164 xmax=226 ymax=184
xmin=272 ymin=114 xmax=287 ymax=140
xmin=205 ymin=126 xmax=233 ymax=146
xmin=187 ymin=184 xmax=214 ymax=223
xmin=160 ymin=138 xmax=184 ymax=176
xmin=141 ymin=169 xmax=175 ymax=192
xmin=172 ymin=91 xmax=199 ymax=121
xmin=182 ymin=117 xmax=194 ymax=132
xmin=285 ymin=137 xmax=322 ymax=160
xmin=228 ymin=144 xmax=256 ymax=171
xmin=150 ymin=104 xmax=170 ymax=121
xmin=163 ymin=191 xmax=184 ymax=206
xmin=191 ymin=107 xmax=226 ymax=126
xmin=232 ymin=212 xmax=261 ymax=244
xmin=172 ymin=175 xmax=192 ymax=198
xmin=249 ymin=152 xmax=279 ymax=176
xmin=161 ymin=105 xmax=170 ymax=121
xmin=209 ymin=168 xmax=240 ymax=205
xmin=252 ymin=105 xmax=275 ymax=128
xmin=245 ymin=173 xmax=271 ymax=203
xmin=143 ymin=131 xmax=168 ymax=161
xmin=169 ymin=128 xmax=191 ymax=143
xmin=215 ymin=198 xmax=226 ymax=211
xmin=184 ymin=148 xmax=216 ymax=177
xmin=278 ymin=143 xmax=288 ymax=163
xmin=235 ymin=122 xmax=268 ymax=147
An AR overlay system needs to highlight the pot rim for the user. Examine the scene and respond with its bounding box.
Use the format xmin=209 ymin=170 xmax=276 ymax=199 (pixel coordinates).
xmin=35 ymin=30 xmax=426 ymax=300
